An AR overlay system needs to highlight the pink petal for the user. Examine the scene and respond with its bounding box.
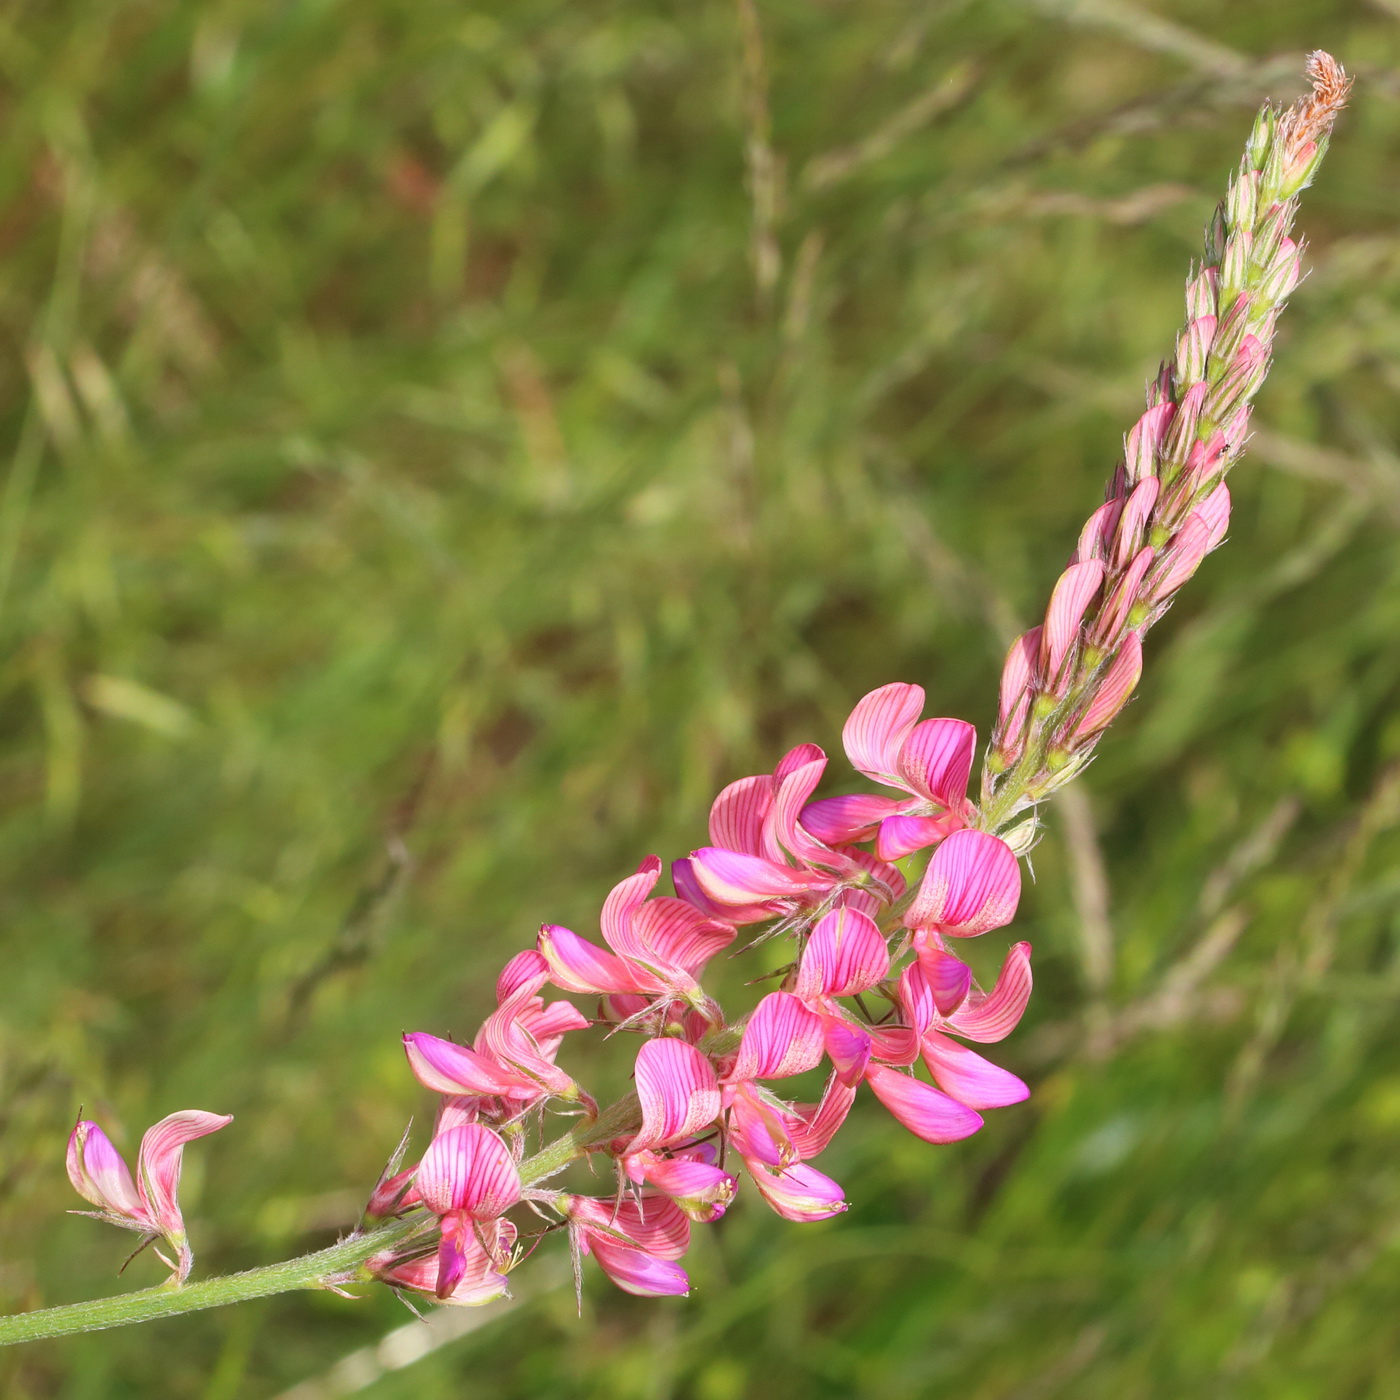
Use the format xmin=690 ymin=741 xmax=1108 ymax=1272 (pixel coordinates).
xmin=786 ymin=1074 xmax=858 ymax=1159
xmin=920 ymin=1030 xmax=1030 ymax=1109
xmin=632 ymin=896 xmax=736 ymax=976
xmin=572 ymin=1195 xmax=692 ymax=1260
xmin=709 ymin=775 xmax=772 ymax=857
xmin=1111 ymin=476 xmax=1161 ymax=570
xmin=801 ymin=793 xmax=906 ymax=845
xmin=840 ymin=845 xmax=908 ymax=903
xmin=66 ymin=1120 xmax=143 ymax=1220
xmin=843 ymin=683 xmax=926 ymax=784
xmin=136 ymin=1110 xmax=233 ymax=1237
xmin=520 ymin=999 xmax=591 ymax=1050
xmin=864 ymin=1064 xmax=984 ymax=1144
xmin=732 ymin=992 xmax=826 ymax=1081
xmin=897 ymin=718 xmax=975 ymax=808
xmin=495 ymin=949 xmax=550 ymax=1006
xmin=794 ymin=907 xmax=890 ymax=999
xmin=945 ymin=941 xmax=1034 ymax=1043
xmin=905 ymin=829 xmax=1021 ymax=936
xmin=630 ymin=1039 xmax=722 ymax=1153
xmin=625 ymin=1151 xmax=737 ymax=1223
xmin=875 ymin=812 xmax=960 ymax=862
xmin=894 ymin=962 xmax=936 ymax=1039
xmin=671 ymin=856 xmax=769 ymax=927
xmin=819 ymin=1012 xmax=873 ymax=1086
xmin=404 ymin=1031 xmax=541 ymax=1100
xmin=1040 ymin=560 xmax=1105 ymax=683
xmin=998 ymin=629 xmax=1042 ymax=724
xmin=1074 ymin=498 xmax=1123 ymax=565
xmin=1090 ymin=545 xmax=1154 ymax=648
xmin=588 ymin=1240 xmax=691 ymax=1297
xmin=536 ymin=924 xmax=658 ymax=997
xmin=913 ymin=943 xmax=973 ymax=1017
xmin=688 ymin=847 xmax=826 ymax=906
xmin=746 ymin=1159 xmax=848 ymax=1222
xmin=770 ymin=752 xmax=836 ymax=868
xmin=600 ymin=857 xmax=664 ymax=962
xmin=1075 ymin=633 xmax=1143 ymax=741
xmin=1196 ymin=482 xmax=1232 ymax=550
xmin=417 ymin=1123 xmax=521 ymax=1220
xmin=725 ymin=1082 xmax=796 ymax=1166
xmin=1146 ymin=514 xmax=1211 ymax=602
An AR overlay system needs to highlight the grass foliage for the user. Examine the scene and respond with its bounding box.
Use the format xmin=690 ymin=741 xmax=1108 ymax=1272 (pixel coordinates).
xmin=3 ymin=1 xmax=1400 ymax=1395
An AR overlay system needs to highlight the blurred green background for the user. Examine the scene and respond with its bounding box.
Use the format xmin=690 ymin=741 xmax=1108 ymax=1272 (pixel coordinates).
xmin=2 ymin=0 xmax=1400 ymax=1395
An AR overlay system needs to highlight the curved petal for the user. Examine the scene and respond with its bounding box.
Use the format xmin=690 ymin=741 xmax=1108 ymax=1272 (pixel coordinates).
xmin=920 ymin=1030 xmax=1030 ymax=1109
xmin=1074 ymin=632 xmax=1143 ymax=741
xmin=946 ymin=941 xmax=1034 ymax=1043
xmin=600 ymin=857 xmax=664 ymax=961
xmin=709 ymin=774 xmax=772 ymax=856
xmin=913 ymin=943 xmax=973 ymax=1017
xmin=770 ymin=753 xmax=837 ymax=869
xmin=630 ymin=1039 xmax=722 ymax=1153
xmin=495 ymin=949 xmax=550 ymax=1006
xmin=633 ymin=896 xmax=736 ymax=976
xmin=875 ymin=813 xmax=961 ymax=863
xmin=786 ymin=1074 xmax=858 ymax=1159
xmin=905 ymin=829 xmax=1021 ymax=936
xmin=865 ymin=1064 xmax=984 ymax=1144
xmin=689 ymin=848 xmax=825 ymax=906
xmin=403 ymin=1031 xmax=540 ymax=1100
xmin=417 ymin=1124 xmax=521 ymax=1220
xmin=898 ymin=718 xmax=975 ymax=808
xmin=732 ymin=993 xmax=826 ymax=1082
xmin=537 ymin=924 xmax=659 ymax=997
xmin=999 ymin=628 xmax=1042 ymax=724
xmin=819 ymin=1012 xmax=873 ymax=1086
xmin=746 ymin=1159 xmax=847 ymax=1222
xmin=67 ymin=1120 xmax=142 ymax=1219
xmin=671 ymin=856 xmax=769 ymax=927
xmin=1040 ymin=559 xmax=1105 ymax=683
xmin=801 ymin=793 xmax=906 ymax=846
xmin=588 ymin=1240 xmax=691 ymax=1297
xmin=136 ymin=1110 xmax=234 ymax=1236
xmin=794 ymin=907 xmax=889 ymax=1000
xmin=843 ymin=683 xmax=925 ymax=784
xmin=626 ymin=1151 xmax=737 ymax=1223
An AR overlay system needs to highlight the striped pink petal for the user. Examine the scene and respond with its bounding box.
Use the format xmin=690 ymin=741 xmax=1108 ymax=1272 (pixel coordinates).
xmin=536 ymin=924 xmax=659 ymax=997
xmin=572 ymin=1195 xmax=692 ymax=1261
xmin=1075 ymin=633 xmax=1143 ymax=741
xmin=600 ymin=856 xmax=664 ymax=962
xmin=67 ymin=1120 xmax=143 ymax=1220
xmin=1196 ymin=482 xmax=1232 ymax=549
xmin=770 ymin=751 xmax=835 ymax=868
xmin=905 ymin=829 xmax=1021 ymax=936
xmin=794 ymin=907 xmax=889 ymax=1000
xmin=865 ymin=1064 xmax=984 ymax=1144
xmin=633 ymin=896 xmax=736 ymax=975
xmin=998 ymin=628 xmax=1042 ymax=724
xmin=625 ymin=1151 xmax=737 ymax=1223
xmin=920 ymin=1030 xmax=1029 ymax=1109
xmin=403 ymin=1031 xmax=541 ymax=1100
xmin=688 ymin=848 xmax=826 ymax=906
xmin=136 ymin=1110 xmax=234 ymax=1238
xmin=495 ymin=949 xmax=551 ymax=1005
xmin=875 ymin=812 xmax=961 ymax=862
xmin=1040 ymin=560 xmax=1105 ymax=683
xmin=897 ymin=718 xmax=975 ymax=808
xmin=843 ymin=683 xmax=926 ymax=783
xmin=1111 ymin=476 xmax=1161 ymax=570
xmin=671 ymin=856 xmax=771 ymax=926
xmin=786 ymin=1074 xmax=858 ymax=1159
xmin=732 ymin=992 xmax=825 ymax=1081
xmin=709 ymin=774 xmax=771 ymax=856
xmin=945 ymin=941 xmax=1034 ymax=1043
xmin=1146 ymin=514 xmax=1212 ymax=602
xmin=819 ymin=1013 xmax=873 ymax=1086
xmin=1074 ymin=498 xmax=1124 ymax=564
xmin=913 ymin=943 xmax=973 ymax=1017
xmin=588 ymin=1240 xmax=690 ymax=1297
xmin=417 ymin=1124 xmax=521 ymax=1220
xmin=801 ymin=793 xmax=906 ymax=845
xmin=630 ymin=1039 xmax=722 ymax=1153
xmin=746 ymin=1159 xmax=848 ymax=1222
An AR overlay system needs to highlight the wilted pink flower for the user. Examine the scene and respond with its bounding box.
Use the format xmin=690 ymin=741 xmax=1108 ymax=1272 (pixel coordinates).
xmin=538 ymin=856 xmax=733 ymax=1019
xmin=684 ymin=745 xmax=903 ymax=925
xmin=904 ymin=828 xmax=1021 ymax=936
xmin=67 ymin=1110 xmax=233 ymax=1283
xmin=800 ymin=684 xmax=976 ymax=860
xmin=564 ymin=1195 xmax=692 ymax=1297
xmin=416 ymin=1124 xmax=521 ymax=1300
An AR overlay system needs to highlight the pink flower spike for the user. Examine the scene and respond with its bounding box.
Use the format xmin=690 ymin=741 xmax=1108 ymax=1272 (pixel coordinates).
xmin=875 ymin=812 xmax=961 ymax=862
xmin=630 ymin=1039 xmax=722 ymax=1153
xmin=905 ymin=829 xmax=1021 ymax=937
xmin=1040 ymin=559 xmax=1105 ymax=684
xmin=746 ymin=1159 xmax=848 ymax=1222
xmin=794 ymin=907 xmax=890 ymax=1000
xmin=843 ymin=683 xmax=926 ymax=783
xmin=945 ymin=941 xmax=1034 ymax=1043
xmin=920 ymin=1031 xmax=1030 ymax=1109
xmin=801 ymin=792 xmax=906 ymax=846
xmin=403 ymin=1031 xmax=541 ymax=1101
xmin=67 ymin=1120 xmax=142 ymax=1220
xmin=731 ymin=993 xmax=826 ymax=1081
xmin=865 ymin=1064 xmax=984 ymax=1144
xmin=417 ymin=1124 xmax=521 ymax=1221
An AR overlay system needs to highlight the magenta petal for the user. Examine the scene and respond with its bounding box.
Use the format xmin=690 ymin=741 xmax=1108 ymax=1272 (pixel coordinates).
xmin=404 ymin=1031 xmax=539 ymax=1099
xmin=914 ymin=942 xmax=974 ymax=1016
xmin=630 ymin=1039 xmax=721 ymax=1153
xmin=898 ymin=718 xmax=975 ymax=808
xmin=67 ymin=1121 xmax=143 ymax=1219
xmin=787 ymin=1074 xmax=858 ymax=1159
xmin=875 ymin=813 xmax=959 ymax=862
xmin=843 ymin=683 xmax=926 ymax=784
xmin=600 ymin=857 xmax=664 ymax=961
xmin=495 ymin=950 xmax=550 ymax=1005
xmin=794 ymin=907 xmax=889 ymax=999
xmin=537 ymin=924 xmax=658 ymax=997
xmin=417 ymin=1124 xmax=521 ymax=1220
xmin=921 ymin=1030 xmax=1030 ymax=1109
xmin=865 ymin=1064 xmax=984 ymax=1143
xmin=709 ymin=774 xmax=772 ymax=857
xmin=689 ymin=847 xmax=824 ymax=904
xmin=905 ymin=829 xmax=1021 ymax=936
xmin=732 ymin=992 xmax=826 ymax=1081
xmin=946 ymin=941 xmax=1034 ymax=1043
xmin=435 ymin=1212 xmax=473 ymax=1298
xmin=747 ymin=1159 xmax=848 ymax=1222
xmin=136 ymin=1110 xmax=234 ymax=1237
xmin=1075 ymin=633 xmax=1143 ymax=740
xmin=627 ymin=1152 xmax=737 ymax=1222
xmin=590 ymin=1239 xmax=691 ymax=1297
xmin=633 ymin=897 xmax=735 ymax=976
xmin=894 ymin=963 xmax=936 ymax=1039
xmin=1197 ymin=482 xmax=1231 ymax=550
xmin=771 ymin=757 xmax=838 ymax=871
xmin=801 ymin=793 xmax=905 ymax=845
xmin=671 ymin=857 xmax=768 ymax=926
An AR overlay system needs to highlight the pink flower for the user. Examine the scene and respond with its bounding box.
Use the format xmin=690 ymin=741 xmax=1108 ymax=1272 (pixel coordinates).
xmin=904 ymin=828 xmax=1021 ymax=936
xmin=537 ymin=857 xmax=734 ymax=1018
xmin=684 ymin=745 xmax=904 ymax=925
xmin=564 ymin=1195 xmax=692 ymax=1297
xmin=802 ymin=684 xmax=977 ymax=860
xmin=416 ymin=1124 xmax=522 ymax=1300
xmin=66 ymin=1110 xmax=233 ymax=1283
xmin=370 ymin=1219 xmax=518 ymax=1307
xmin=746 ymin=1159 xmax=847 ymax=1222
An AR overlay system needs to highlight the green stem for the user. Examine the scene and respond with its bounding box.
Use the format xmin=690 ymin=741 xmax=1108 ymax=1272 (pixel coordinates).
xmin=0 ymin=1093 xmax=644 ymax=1348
